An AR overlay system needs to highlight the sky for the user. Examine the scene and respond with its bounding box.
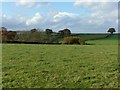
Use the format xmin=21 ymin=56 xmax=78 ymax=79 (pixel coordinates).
xmin=0 ymin=0 xmax=119 ymax=33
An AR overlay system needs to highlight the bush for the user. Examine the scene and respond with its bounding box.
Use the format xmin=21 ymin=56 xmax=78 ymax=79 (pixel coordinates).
xmin=17 ymin=31 xmax=59 ymax=43
xmin=63 ymin=36 xmax=85 ymax=45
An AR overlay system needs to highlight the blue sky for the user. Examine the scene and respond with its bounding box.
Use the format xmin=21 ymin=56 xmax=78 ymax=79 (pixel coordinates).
xmin=2 ymin=2 xmax=90 ymax=18
xmin=1 ymin=0 xmax=118 ymax=33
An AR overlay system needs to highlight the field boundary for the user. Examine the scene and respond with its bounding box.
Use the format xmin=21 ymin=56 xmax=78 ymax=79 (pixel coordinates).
xmin=2 ymin=41 xmax=62 ymax=44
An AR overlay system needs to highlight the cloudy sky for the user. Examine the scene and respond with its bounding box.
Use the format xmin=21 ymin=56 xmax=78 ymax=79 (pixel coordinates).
xmin=0 ymin=0 xmax=118 ymax=33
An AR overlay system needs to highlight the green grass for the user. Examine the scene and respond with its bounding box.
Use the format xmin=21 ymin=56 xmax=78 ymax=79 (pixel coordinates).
xmin=72 ymin=34 xmax=108 ymax=40
xmin=0 ymin=44 xmax=2 ymax=89
xmin=2 ymin=44 xmax=119 ymax=88
xmin=86 ymin=34 xmax=118 ymax=45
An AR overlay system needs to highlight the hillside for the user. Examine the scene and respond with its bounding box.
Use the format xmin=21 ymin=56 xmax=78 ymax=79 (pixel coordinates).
xmin=71 ymin=34 xmax=108 ymax=41
xmin=86 ymin=34 xmax=118 ymax=45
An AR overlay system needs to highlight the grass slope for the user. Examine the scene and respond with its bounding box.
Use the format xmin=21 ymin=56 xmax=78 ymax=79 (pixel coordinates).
xmin=86 ymin=34 xmax=118 ymax=45
xmin=2 ymin=44 xmax=118 ymax=88
xmin=72 ymin=34 xmax=108 ymax=40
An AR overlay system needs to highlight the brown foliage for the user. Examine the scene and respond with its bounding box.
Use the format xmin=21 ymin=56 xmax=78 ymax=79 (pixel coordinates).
xmin=7 ymin=31 xmax=17 ymax=41
xmin=63 ymin=36 xmax=85 ymax=45
xmin=1 ymin=29 xmax=17 ymax=41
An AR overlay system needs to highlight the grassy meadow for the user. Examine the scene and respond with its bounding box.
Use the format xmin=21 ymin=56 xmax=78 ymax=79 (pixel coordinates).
xmin=72 ymin=33 xmax=108 ymax=41
xmin=2 ymin=34 xmax=119 ymax=88
xmin=86 ymin=34 xmax=118 ymax=45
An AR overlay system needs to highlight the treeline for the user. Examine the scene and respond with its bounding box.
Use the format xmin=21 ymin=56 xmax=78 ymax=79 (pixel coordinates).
xmin=0 ymin=27 xmax=85 ymax=45
xmin=0 ymin=27 xmax=116 ymax=44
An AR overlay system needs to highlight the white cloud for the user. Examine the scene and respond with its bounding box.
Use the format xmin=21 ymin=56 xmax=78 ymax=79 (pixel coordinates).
xmin=1 ymin=12 xmax=43 ymax=30
xmin=74 ymin=0 xmax=97 ymax=7
xmin=74 ymin=0 xmax=118 ymax=9
xmin=26 ymin=12 xmax=42 ymax=26
xmin=74 ymin=0 xmax=119 ymax=6
xmin=53 ymin=12 xmax=79 ymax=23
xmin=116 ymin=19 xmax=118 ymax=24
xmin=16 ymin=0 xmax=36 ymax=8
xmin=74 ymin=1 xmax=118 ymax=29
xmin=1 ymin=1 xmax=118 ymax=33
xmin=1 ymin=14 xmax=27 ymax=30
xmin=2 ymin=14 xmax=13 ymax=20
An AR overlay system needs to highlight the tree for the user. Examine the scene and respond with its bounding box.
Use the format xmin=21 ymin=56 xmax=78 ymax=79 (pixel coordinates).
xmin=7 ymin=31 xmax=17 ymax=41
xmin=107 ymin=28 xmax=116 ymax=34
xmin=45 ymin=29 xmax=53 ymax=35
xmin=1 ymin=27 xmax=8 ymax=42
xmin=30 ymin=28 xmax=38 ymax=33
xmin=1 ymin=27 xmax=7 ymax=31
xmin=58 ymin=28 xmax=71 ymax=37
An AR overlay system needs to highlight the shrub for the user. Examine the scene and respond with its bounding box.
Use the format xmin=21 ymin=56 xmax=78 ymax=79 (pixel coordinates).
xmin=79 ymin=40 xmax=86 ymax=45
xmin=63 ymin=36 xmax=85 ymax=45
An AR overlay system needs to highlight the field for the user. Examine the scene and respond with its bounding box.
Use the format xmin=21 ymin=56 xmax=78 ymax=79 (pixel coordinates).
xmin=72 ymin=33 xmax=108 ymax=40
xmin=86 ymin=34 xmax=118 ymax=45
xmin=2 ymin=38 xmax=119 ymax=88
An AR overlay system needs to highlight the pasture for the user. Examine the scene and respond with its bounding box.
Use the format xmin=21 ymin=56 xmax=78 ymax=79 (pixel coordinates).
xmin=72 ymin=33 xmax=108 ymax=40
xmin=86 ymin=34 xmax=118 ymax=45
xmin=2 ymin=43 xmax=119 ymax=88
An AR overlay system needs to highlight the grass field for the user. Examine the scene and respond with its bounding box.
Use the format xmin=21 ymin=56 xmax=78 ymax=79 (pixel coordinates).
xmin=86 ymin=34 xmax=118 ymax=45
xmin=2 ymin=44 xmax=119 ymax=88
xmin=72 ymin=34 xmax=108 ymax=41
